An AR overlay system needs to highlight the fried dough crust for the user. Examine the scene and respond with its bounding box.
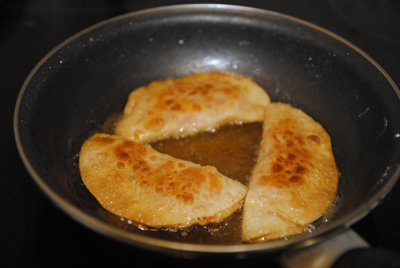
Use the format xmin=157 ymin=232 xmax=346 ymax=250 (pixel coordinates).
xmin=115 ymin=72 xmax=270 ymax=143
xmin=242 ymin=103 xmax=339 ymax=241
xmin=80 ymin=133 xmax=248 ymax=228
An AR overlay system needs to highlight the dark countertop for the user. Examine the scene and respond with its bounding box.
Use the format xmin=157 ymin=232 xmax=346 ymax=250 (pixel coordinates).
xmin=1 ymin=1 xmax=400 ymax=267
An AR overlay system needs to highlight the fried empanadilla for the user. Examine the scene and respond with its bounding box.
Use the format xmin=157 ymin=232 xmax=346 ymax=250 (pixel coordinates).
xmin=115 ymin=72 xmax=270 ymax=143
xmin=242 ymin=103 xmax=339 ymax=241
xmin=79 ymin=133 xmax=248 ymax=228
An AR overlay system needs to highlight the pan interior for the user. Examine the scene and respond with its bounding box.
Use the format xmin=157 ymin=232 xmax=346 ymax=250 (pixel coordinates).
xmin=15 ymin=4 xmax=400 ymax=254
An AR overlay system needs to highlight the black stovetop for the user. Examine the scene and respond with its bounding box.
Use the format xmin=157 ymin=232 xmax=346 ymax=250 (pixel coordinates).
xmin=1 ymin=1 xmax=400 ymax=267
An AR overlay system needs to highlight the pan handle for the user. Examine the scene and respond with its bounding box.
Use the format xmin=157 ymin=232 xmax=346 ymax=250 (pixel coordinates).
xmin=276 ymin=227 xmax=400 ymax=268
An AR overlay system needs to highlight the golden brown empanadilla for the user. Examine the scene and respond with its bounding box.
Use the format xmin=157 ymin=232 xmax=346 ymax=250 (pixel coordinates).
xmin=242 ymin=103 xmax=339 ymax=241
xmin=79 ymin=133 xmax=248 ymax=228
xmin=115 ymin=72 xmax=270 ymax=143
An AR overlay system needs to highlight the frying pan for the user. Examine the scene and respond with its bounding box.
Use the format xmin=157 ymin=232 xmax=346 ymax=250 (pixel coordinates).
xmin=14 ymin=4 xmax=400 ymax=267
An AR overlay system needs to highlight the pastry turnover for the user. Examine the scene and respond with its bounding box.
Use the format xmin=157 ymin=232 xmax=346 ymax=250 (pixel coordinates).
xmin=242 ymin=103 xmax=339 ymax=241
xmin=79 ymin=133 xmax=248 ymax=228
xmin=115 ymin=72 xmax=270 ymax=143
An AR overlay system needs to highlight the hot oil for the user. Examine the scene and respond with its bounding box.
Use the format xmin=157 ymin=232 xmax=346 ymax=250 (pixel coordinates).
xmin=151 ymin=123 xmax=262 ymax=186
xmin=100 ymin=112 xmax=122 ymax=134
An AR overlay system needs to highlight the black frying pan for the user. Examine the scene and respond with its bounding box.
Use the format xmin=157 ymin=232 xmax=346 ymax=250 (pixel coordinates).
xmin=14 ymin=4 xmax=400 ymax=266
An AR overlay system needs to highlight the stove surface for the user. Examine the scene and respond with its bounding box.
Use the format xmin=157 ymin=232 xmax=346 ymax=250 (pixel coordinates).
xmin=1 ymin=1 xmax=399 ymax=267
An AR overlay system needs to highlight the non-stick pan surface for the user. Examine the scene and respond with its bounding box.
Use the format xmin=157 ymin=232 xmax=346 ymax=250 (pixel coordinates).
xmin=14 ymin=4 xmax=400 ymax=258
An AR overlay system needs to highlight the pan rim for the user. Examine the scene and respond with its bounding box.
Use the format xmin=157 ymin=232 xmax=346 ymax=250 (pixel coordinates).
xmin=13 ymin=3 xmax=400 ymax=256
